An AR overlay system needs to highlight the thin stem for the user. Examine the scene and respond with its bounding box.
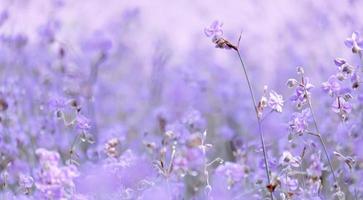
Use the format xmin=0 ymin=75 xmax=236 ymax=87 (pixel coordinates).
xmin=236 ymin=50 xmax=273 ymax=199
xmin=306 ymin=96 xmax=338 ymax=183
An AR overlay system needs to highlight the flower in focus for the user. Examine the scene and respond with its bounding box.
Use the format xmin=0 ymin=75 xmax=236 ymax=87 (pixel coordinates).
xmin=344 ymin=31 xmax=363 ymax=53
xmin=204 ymin=20 xmax=223 ymax=38
xmin=290 ymin=77 xmax=314 ymax=107
xmin=268 ymin=90 xmax=284 ymax=112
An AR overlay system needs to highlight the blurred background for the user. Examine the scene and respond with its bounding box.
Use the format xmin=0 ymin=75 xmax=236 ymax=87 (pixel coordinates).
xmin=1 ymin=0 xmax=363 ymax=199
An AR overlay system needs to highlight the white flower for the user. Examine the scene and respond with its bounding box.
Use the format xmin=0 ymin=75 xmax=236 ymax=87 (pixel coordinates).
xmin=268 ymin=90 xmax=284 ymax=113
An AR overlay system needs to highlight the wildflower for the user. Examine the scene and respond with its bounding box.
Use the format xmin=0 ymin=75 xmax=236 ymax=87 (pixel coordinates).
xmin=75 ymin=114 xmax=91 ymax=132
xmin=289 ymin=109 xmax=310 ymax=135
xmin=35 ymin=148 xmax=80 ymax=199
xmin=205 ymin=21 xmax=238 ymax=51
xmin=333 ymin=151 xmax=355 ymax=170
xmin=19 ymin=174 xmax=34 ymax=192
xmin=334 ymin=58 xmax=346 ymax=67
xmin=281 ymin=176 xmax=299 ymax=191
xmin=290 ymin=77 xmax=314 ymax=107
xmin=331 ymin=97 xmax=352 ymax=120
xmin=322 ymin=75 xmax=341 ymax=96
xmin=35 ymin=148 xmax=61 ymax=166
xmin=307 ymin=152 xmax=326 ymax=178
xmin=204 ymin=20 xmax=223 ymax=38
xmin=215 ymin=162 xmax=245 ymax=188
xmin=279 ymin=151 xmax=300 ymax=168
xmin=268 ymin=90 xmax=284 ymax=112
xmin=344 ymin=31 xmax=363 ymax=53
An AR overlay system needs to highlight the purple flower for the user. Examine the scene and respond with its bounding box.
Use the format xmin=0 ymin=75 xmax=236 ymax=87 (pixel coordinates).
xmin=35 ymin=148 xmax=61 ymax=166
xmin=290 ymin=77 xmax=314 ymax=106
xmin=204 ymin=20 xmax=223 ymax=38
xmin=307 ymin=152 xmax=326 ymax=177
xmin=289 ymin=109 xmax=310 ymax=134
xmin=281 ymin=176 xmax=299 ymax=191
xmin=344 ymin=31 xmax=363 ymax=53
xmin=75 ymin=114 xmax=91 ymax=132
xmin=215 ymin=162 xmax=245 ymax=188
xmin=334 ymin=58 xmax=346 ymax=67
xmin=268 ymin=90 xmax=284 ymax=112
xmin=322 ymin=75 xmax=341 ymax=96
xmin=0 ymin=10 xmax=8 ymax=27
xmin=279 ymin=151 xmax=300 ymax=168
xmin=35 ymin=148 xmax=80 ymax=199
xmin=332 ymin=97 xmax=352 ymax=116
xmin=19 ymin=174 xmax=34 ymax=189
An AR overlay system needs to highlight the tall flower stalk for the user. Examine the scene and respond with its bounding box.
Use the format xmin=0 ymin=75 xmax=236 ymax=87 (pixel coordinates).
xmin=235 ymin=41 xmax=273 ymax=200
xmin=289 ymin=70 xmax=338 ymax=188
xmin=205 ymin=21 xmax=273 ymax=199
xmin=305 ymin=90 xmax=338 ymax=183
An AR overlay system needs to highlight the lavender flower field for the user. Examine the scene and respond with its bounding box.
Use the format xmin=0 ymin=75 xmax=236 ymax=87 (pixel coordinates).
xmin=1 ymin=0 xmax=363 ymax=199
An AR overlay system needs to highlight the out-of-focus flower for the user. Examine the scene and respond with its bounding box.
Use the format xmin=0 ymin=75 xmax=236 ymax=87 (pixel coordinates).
xmin=75 ymin=114 xmax=91 ymax=132
xmin=334 ymin=58 xmax=346 ymax=67
xmin=35 ymin=148 xmax=80 ymax=199
xmin=0 ymin=10 xmax=8 ymax=27
xmin=331 ymin=97 xmax=352 ymax=119
xmin=279 ymin=151 xmax=300 ymax=168
xmin=35 ymin=148 xmax=61 ymax=166
xmin=351 ymin=72 xmax=360 ymax=89
xmin=215 ymin=162 xmax=245 ymax=188
xmin=204 ymin=20 xmax=223 ymax=38
xmin=18 ymin=174 xmax=34 ymax=189
xmin=289 ymin=109 xmax=310 ymax=135
xmin=344 ymin=32 xmax=363 ymax=53
xmin=322 ymin=75 xmax=341 ymax=96
xmin=307 ymin=152 xmax=326 ymax=178
xmin=281 ymin=176 xmax=299 ymax=191
xmin=286 ymin=79 xmax=298 ymax=88
xmin=38 ymin=19 xmax=61 ymax=43
xmin=268 ymin=90 xmax=284 ymax=112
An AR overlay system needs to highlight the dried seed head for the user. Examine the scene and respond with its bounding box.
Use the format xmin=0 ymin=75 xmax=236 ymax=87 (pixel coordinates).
xmin=212 ymin=37 xmax=238 ymax=51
